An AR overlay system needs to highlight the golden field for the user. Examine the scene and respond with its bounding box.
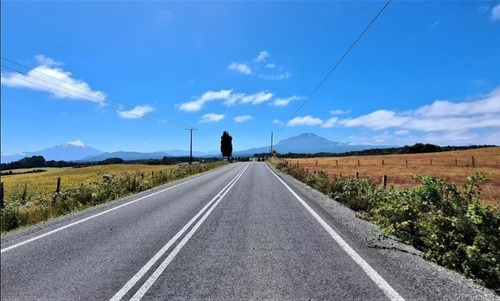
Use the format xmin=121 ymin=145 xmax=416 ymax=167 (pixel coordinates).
xmin=1 ymin=164 xmax=178 ymax=202
xmin=282 ymin=147 xmax=500 ymax=207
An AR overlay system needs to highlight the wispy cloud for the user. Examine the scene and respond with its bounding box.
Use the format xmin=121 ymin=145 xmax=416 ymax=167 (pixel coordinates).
xmin=178 ymin=89 xmax=232 ymax=112
xmin=270 ymin=95 xmax=300 ymax=107
xmin=340 ymin=87 xmax=500 ymax=132
xmin=178 ymin=89 xmax=274 ymax=111
xmin=288 ymin=115 xmax=324 ymax=126
xmin=118 ymin=105 xmax=154 ymax=119
xmin=272 ymin=119 xmax=284 ymax=126
xmin=492 ymin=3 xmax=500 ymax=21
xmin=254 ymin=50 xmax=269 ymax=63
xmin=240 ymin=92 xmax=274 ymax=104
xmin=259 ymin=72 xmax=291 ymax=81
xmin=330 ymin=109 xmax=349 ymax=115
xmin=228 ymin=62 xmax=252 ymax=75
xmin=1 ymin=55 xmax=106 ymax=104
xmin=234 ymin=115 xmax=254 ymax=123
xmin=229 ymin=50 xmax=291 ymax=80
xmin=321 ymin=117 xmax=338 ymax=128
xmin=200 ymin=113 xmax=225 ymax=123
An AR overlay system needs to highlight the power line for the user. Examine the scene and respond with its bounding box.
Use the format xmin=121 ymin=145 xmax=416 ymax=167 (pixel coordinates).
xmin=278 ymin=0 xmax=392 ymax=131
xmin=1 ymin=61 xmax=222 ymax=148
xmin=1 ymin=58 xmax=192 ymax=129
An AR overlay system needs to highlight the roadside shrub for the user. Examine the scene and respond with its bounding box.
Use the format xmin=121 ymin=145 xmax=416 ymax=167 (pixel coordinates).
xmin=1 ymin=162 xmax=226 ymax=233
xmin=274 ymin=162 xmax=500 ymax=293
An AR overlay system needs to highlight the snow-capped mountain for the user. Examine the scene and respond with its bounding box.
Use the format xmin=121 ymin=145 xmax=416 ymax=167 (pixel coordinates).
xmin=1 ymin=139 xmax=103 ymax=163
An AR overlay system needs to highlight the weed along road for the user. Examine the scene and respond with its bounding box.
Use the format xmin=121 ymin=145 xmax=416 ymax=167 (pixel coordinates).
xmin=1 ymin=162 xmax=497 ymax=300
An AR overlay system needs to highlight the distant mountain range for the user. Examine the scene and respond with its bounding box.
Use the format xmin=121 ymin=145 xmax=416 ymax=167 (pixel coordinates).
xmin=233 ymin=133 xmax=391 ymax=156
xmin=1 ymin=134 xmax=392 ymax=163
xmin=1 ymin=140 xmax=103 ymax=163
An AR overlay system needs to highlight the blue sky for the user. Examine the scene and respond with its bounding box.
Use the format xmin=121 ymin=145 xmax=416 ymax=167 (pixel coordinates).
xmin=2 ymin=1 xmax=500 ymax=154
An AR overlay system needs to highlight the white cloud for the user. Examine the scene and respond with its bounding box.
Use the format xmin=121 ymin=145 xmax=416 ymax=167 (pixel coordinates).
xmin=118 ymin=105 xmax=154 ymax=119
xmin=321 ymin=117 xmax=338 ymax=128
xmin=228 ymin=62 xmax=252 ymax=75
xmin=240 ymin=92 xmax=274 ymax=105
xmin=339 ymin=87 xmax=500 ymax=133
xmin=492 ymin=3 xmax=500 ymax=21
xmin=265 ymin=63 xmax=276 ymax=69
xmin=394 ymin=130 xmax=409 ymax=135
xmin=200 ymin=113 xmax=225 ymax=123
xmin=1 ymin=55 xmax=106 ymax=104
xmin=330 ymin=109 xmax=349 ymax=115
xmin=234 ymin=115 xmax=254 ymax=123
xmin=178 ymin=89 xmax=232 ymax=112
xmin=272 ymin=119 xmax=284 ymax=125
xmin=259 ymin=72 xmax=291 ymax=81
xmin=415 ymin=88 xmax=500 ymax=117
xmin=341 ymin=110 xmax=410 ymax=130
xmin=254 ymin=50 xmax=269 ymax=63
xmin=288 ymin=115 xmax=324 ymax=126
xmin=270 ymin=95 xmax=300 ymax=107
xmin=35 ymin=54 xmax=63 ymax=66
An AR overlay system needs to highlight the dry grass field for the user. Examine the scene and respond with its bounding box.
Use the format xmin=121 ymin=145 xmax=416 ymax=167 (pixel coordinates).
xmin=282 ymin=147 xmax=500 ymax=207
xmin=1 ymin=164 xmax=178 ymax=202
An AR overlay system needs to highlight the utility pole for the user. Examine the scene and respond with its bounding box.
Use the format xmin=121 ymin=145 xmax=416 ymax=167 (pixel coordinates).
xmin=186 ymin=128 xmax=197 ymax=164
xmin=270 ymin=132 xmax=273 ymax=155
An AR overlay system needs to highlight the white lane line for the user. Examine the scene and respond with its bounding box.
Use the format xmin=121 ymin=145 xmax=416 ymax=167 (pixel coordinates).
xmin=110 ymin=163 xmax=250 ymax=301
xmin=128 ymin=163 xmax=250 ymax=301
xmin=265 ymin=164 xmax=404 ymax=301
xmin=1 ymin=164 xmax=236 ymax=254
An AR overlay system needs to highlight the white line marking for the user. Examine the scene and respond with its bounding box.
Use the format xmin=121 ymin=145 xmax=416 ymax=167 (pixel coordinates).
xmin=265 ymin=163 xmax=404 ymax=301
xmin=110 ymin=163 xmax=250 ymax=301
xmin=128 ymin=163 xmax=250 ymax=301
xmin=1 ymin=164 xmax=235 ymax=253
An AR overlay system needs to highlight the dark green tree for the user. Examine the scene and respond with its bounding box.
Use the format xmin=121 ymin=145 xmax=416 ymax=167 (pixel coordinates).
xmin=220 ymin=131 xmax=233 ymax=161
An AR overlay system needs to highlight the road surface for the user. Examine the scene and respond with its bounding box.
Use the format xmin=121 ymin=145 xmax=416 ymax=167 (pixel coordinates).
xmin=1 ymin=162 xmax=497 ymax=300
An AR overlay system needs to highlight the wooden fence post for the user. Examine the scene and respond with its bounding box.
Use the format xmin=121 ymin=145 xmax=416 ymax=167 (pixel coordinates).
xmin=355 ymin=172 xmax=359 ymax=179
xmin=430 ymin=159 xmax=432 ymax=166
xmin=472 ymin=156 xmax=475 ymax=167
xmin=357 ymin=160 xmax=360 ymax=167
xmin=382 ymin=159 xmax=384 ymax=166
xmin=0 ymin=182 xmax=4 ymax=210
xmin=382 ymin=175 xmax=387 ymax=189
xmin=405 ymin=159 xmax=408 ymax=167
xmin=56 ymin=177 xmax=61 ymax=193
xmin=336 ymin=160 xmax=338 ymax=167
xmin=455 ymin=158 xmax=458 ymax=166
xmin=152 ymin=171 xmax=154 ymax=177
xmin=316 ymin=160 xmax=318 ymax=166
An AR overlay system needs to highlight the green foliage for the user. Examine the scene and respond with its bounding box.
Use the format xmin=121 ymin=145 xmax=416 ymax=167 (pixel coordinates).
xmin=275 ymin=162 xmax=500 ymax=294
xmin=1 ymin=162 xmax=226 ymax=233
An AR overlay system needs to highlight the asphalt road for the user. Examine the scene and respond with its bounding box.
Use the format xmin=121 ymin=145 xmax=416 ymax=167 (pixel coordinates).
xmin=1 ymin=162 xmax=498 ymax=300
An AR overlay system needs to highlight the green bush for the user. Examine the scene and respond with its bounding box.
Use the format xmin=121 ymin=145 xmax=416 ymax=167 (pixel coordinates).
xmin=275 ymin=163 xmax=500 ymax=294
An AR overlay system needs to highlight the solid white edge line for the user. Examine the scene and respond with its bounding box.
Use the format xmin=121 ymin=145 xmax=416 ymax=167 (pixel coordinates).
xmin=1 ymin=163 xmax=235 ymax=254
xmin=264 ymin=163 xmax=404 ymax=301
xmin=109 ymin=163 xmax=249 ymax=301
xmin=129 ymin=163 xmax=251 ymax=301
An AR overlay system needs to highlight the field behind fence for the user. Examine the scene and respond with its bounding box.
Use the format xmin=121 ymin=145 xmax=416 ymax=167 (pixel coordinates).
xmin=283 ymin=147 xmax=500 ymax=207
xmin=1 ymin=164 xmax=179 ymax=204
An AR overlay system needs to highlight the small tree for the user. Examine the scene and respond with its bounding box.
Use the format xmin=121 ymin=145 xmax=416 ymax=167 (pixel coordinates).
xmin=220 ymin=131 xmax=233 ymax=161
